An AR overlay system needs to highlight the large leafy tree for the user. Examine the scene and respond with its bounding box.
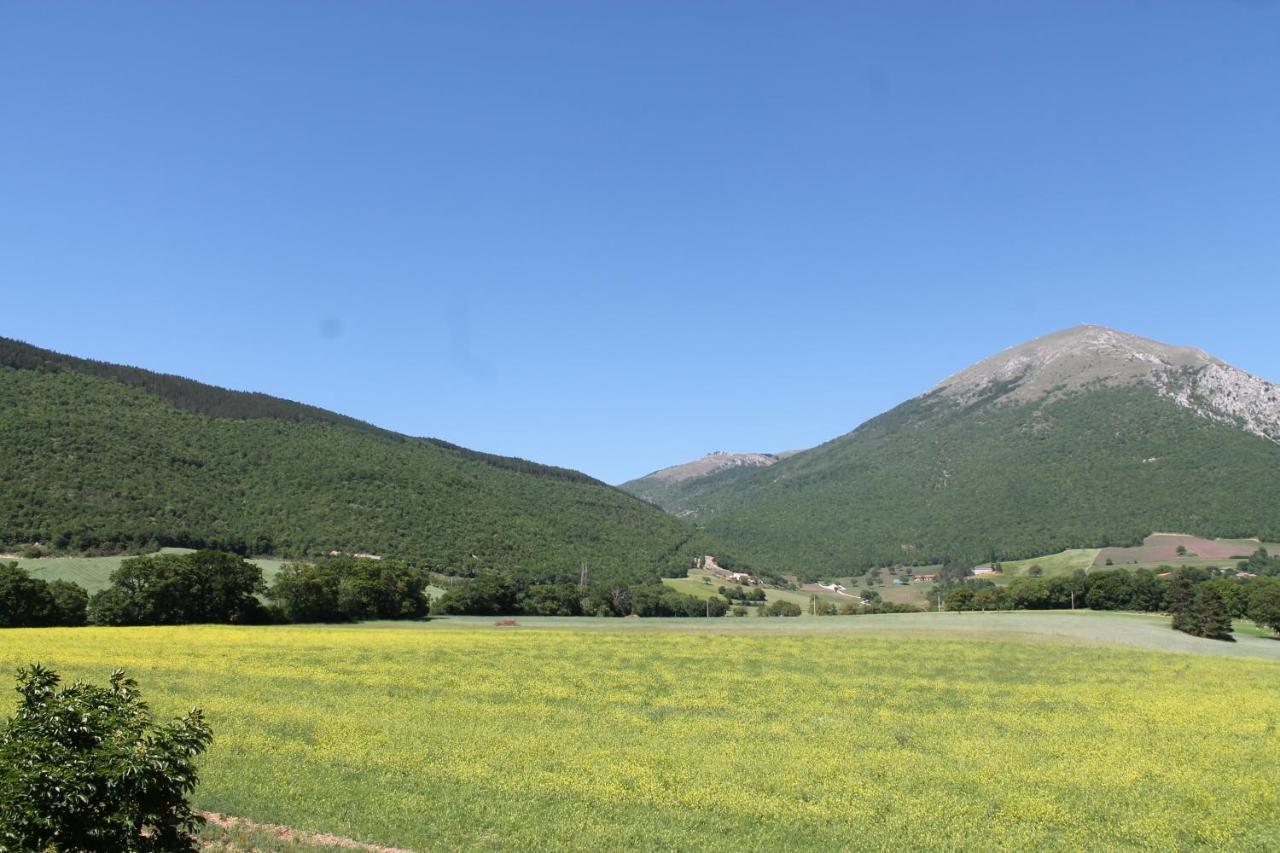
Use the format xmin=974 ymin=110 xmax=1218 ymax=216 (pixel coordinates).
xmin=0 ymin=562 xmax=88 ymax=628
xmin=88 ymin=551 xmax=266 ymax=626
xmin=0 ymin=665 xmax=212 ymax=852
xmin=1247 ymin=580 xmax=1280 ymax=636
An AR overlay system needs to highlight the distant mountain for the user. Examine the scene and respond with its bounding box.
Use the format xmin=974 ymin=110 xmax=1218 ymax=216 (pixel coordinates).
xmin=643 ymin=326 xmax=1280 ymax=575
xmin=622 ymin=451 xmax=794 ymax=515
xmin=0 ymin=338 xmax=713 ymax=584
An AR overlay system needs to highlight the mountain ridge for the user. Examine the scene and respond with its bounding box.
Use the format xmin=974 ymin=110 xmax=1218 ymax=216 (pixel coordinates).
xmin=0 ymin=337 xmax=714 ymax=583
xmin=625 ymin=325 xmax=1280 ymax=573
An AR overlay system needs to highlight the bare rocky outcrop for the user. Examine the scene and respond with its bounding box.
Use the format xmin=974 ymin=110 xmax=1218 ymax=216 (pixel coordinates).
xmin=638 ymin=451 xmax=786 ymax=483
xmin=932 ymin=325 xmax=1280 ymax=443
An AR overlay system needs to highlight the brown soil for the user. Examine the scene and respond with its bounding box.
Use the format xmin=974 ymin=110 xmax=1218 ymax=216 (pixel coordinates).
xmin=200 ymin=812 xmax=415 ymax=853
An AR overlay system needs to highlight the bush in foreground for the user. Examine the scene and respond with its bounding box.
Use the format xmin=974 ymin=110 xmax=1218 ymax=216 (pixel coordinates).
xmin=0 ymin=665 xmax=212 ymax=852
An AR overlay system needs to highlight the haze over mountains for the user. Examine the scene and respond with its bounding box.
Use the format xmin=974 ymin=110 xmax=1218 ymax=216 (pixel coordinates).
xmin=623 ymin=325 xmax=1280 ymax=574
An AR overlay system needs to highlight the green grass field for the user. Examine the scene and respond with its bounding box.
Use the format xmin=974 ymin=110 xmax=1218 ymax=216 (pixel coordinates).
xmin=1000 ymin=548 xmax=1101 ymax=577
xmin=6 ymin=548 xmax=290 ymax=593
xmin=2 ymin=614 xmax=1278 ymax=850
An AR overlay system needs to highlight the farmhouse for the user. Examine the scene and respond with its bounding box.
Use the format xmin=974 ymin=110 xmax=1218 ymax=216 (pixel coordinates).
xmin=973 ymin=565 xmax=1001 ymax=576
xmin=913 ymin=573 xmax=938 ymax=583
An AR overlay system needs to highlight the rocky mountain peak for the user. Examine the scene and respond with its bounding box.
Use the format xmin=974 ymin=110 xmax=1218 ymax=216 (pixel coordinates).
xmin=640 ymin=451 xmax=784 ymax=484
xmin=932 ymin=325 xmax=1280 ymax=442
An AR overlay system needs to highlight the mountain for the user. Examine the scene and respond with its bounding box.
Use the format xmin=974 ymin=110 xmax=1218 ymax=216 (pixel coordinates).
xmin=622 ymin=451 xmax=793 ymax=516
xmin=637 ymin=326 xmax=1280 ymax=576
xmin=0 ymin=337 xmax=712 ymax=584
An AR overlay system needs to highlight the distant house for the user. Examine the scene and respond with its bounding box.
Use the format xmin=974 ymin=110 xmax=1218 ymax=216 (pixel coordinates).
xmin=973 ymin=566 xmax=1001 ymax=576
xmin=729 ymin=571 xmax=756 ymax=584
xmin=914 ymin=574 xmax=938 ymax=583
xmin=1237 ymin=571 xmax=1258 ymax=579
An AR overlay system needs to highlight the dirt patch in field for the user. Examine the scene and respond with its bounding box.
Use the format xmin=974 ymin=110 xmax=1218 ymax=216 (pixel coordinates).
xmin=1096 ymin=534 xmax=1256 ymax=566
xmin=200 ymin=812 xmax=414 ymax=853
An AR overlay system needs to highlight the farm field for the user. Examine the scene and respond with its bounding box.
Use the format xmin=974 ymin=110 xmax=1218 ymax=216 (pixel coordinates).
xmin=999 ymin=548 xmax=1101 ymax=576
xmin=1095 ymin=533 xmax=1277 ymax=569
xmin=662 ymin=568 xmax=849 ymax=614
xmin=2 ymin=614 xmax=1278 ymax=851
xmin=5 ymin=548 xmax=290 ymax=593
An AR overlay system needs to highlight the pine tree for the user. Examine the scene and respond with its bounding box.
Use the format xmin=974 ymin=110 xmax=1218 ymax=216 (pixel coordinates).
xmin=1166 ymin=572 xmax=1197 ymax=635
xmin=1192 ymin=586 xmax=1235 ymax=641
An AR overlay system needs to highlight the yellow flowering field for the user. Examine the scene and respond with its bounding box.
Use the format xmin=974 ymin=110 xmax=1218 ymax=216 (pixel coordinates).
xmin=1 ymin=621 xmax=1277 ymax=850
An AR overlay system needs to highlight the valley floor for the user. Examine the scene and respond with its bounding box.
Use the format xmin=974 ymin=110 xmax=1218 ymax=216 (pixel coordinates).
xmin=3 ymin=612 xmax=1277 ymax=851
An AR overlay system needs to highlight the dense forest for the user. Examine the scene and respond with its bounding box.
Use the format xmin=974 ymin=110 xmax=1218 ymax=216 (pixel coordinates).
xmin=0 ymin=339 xmax=720 ymax=585
xmin=680 ymin=386 xmax=1280 ymax=574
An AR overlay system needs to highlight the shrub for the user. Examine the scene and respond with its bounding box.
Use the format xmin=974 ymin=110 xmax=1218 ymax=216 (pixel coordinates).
xmin=0 ymin=665 xmax=212 ymax=851
xmin=764 ymin=599 xmax=802 ymax=617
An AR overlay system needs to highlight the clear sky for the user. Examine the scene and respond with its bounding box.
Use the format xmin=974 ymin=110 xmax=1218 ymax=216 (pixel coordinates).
xmin=3 ymin=2 xmax=1278 ymax=484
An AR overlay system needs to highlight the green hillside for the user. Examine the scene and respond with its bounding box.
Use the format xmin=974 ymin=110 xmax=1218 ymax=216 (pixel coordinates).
xmin=0 ymin=338 xmax=712 ymax=584
xmin=681 ymin=386 xmax=1280 ymax=575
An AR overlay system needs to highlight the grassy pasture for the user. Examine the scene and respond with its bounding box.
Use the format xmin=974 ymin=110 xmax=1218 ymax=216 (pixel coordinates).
xmin=7 ymin=548 xmax=290 ymax=593
xmin=1 ymin=615 xmax=1278 ymax=851
xmin=1000 ymin=548 xmax=1101 ymax=577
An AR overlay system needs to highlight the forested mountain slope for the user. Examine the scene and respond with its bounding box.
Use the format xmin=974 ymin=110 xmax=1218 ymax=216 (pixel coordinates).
xmin=0 ymin=338 xmax=710 ymax=584
xmin=662 ymin=326 xmax=1280 ymax=574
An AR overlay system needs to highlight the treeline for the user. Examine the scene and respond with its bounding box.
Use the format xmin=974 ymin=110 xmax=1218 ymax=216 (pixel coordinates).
xmin=0 ymin=563 xmax=88 ymax=627
xmin=942 ymin=554 xmax=1280 ymax=640
xmin=0 ymin=551 xmax=436 ymax=628
xmin=0 ymin=335 xmax=396 ymax=437
xmin=434 ymin=575 xmax=731 ymax=617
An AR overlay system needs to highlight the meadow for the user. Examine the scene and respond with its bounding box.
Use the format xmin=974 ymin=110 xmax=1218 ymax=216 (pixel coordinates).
xmin=7 ymin=547 xmax=290 ymax=593
xmin=2 ymin=615 xmax=1278 ymax=851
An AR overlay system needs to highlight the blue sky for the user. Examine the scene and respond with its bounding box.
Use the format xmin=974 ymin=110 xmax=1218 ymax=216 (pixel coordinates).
xmin=3 ymin=2 xmax=1278 ymax=483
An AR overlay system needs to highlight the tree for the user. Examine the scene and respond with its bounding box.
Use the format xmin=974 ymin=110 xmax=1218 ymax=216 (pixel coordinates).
xmin=1165 ymin=571 xmax=1196 ymax=619
xmin=764 ymin=599 xmax=802 ymax=617
xmin=1190 ymin=586 xmax=1234 ymax=641
xmin=46 ymin=579 xmax=89 ymax=627
xmin=269 ymin=563 xmax=342 ymax=622
xmin=0 ymin=562 xmax=54 ymax=627
xmin=89 ymin=551 xmax=266 ymax=625
xmin=1247 ymin=580 xmax=1280 ymax=636
xmin=0 ymin=665 xmax=212 ymax=852
xmin=0 ymin=563 xmax=89 ymax=628
xmin=1028 ymin=564 xmax=1044 ymax=577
